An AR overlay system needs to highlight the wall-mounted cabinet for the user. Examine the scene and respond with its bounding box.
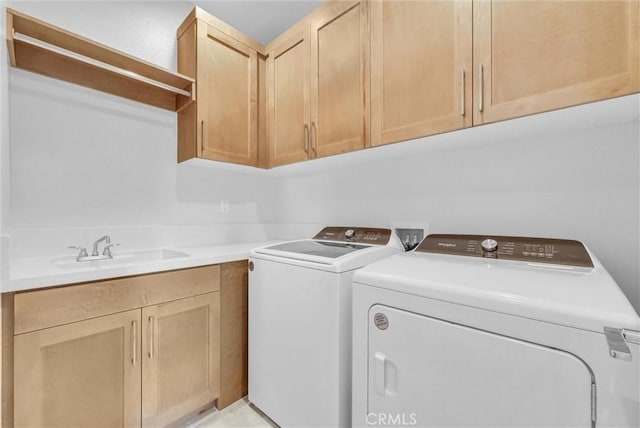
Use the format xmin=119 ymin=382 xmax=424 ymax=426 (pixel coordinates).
xmin=177 ymin=8 xmax=263 ymax=166
xmin=174 ymin=0 xmax=639 ymax=169
xmin=266 ymin=29 xmax=311 ymax=167
xmin=370 ymin=0 xmax=472 ymax=147
xmin=266 ymin=1 xmax=369 ymax=167
xmin=473 ymin=0 xmax=639 ymax=125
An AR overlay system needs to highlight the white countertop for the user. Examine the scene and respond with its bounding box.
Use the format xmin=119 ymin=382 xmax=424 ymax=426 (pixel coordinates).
xmin=5 ymin=241 xmax=276 ymax=293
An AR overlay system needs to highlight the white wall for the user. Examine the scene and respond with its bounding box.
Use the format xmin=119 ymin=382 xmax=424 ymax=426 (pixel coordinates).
xmin=277 ymin=114 xmax=640 ymax=312
xmin=6 ymin=1 xmax=280 ymax=254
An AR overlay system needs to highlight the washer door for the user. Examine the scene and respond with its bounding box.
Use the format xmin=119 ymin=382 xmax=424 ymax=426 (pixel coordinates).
xmin=367 ymin=305 xmax=594 ymax=427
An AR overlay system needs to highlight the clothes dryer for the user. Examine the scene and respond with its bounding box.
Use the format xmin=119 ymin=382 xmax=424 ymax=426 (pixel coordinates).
xmin=352 ymin=234 xmax=640 ymax=427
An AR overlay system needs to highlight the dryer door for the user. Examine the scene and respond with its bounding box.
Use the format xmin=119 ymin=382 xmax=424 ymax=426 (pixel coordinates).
xmin=367 ymin=305 xmax=594 ymax=427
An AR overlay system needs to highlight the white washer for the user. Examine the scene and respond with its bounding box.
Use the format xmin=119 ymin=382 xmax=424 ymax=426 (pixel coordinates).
xmin=352 ymin=234 xmax=640 ymax=428
xmin=249 ymin=227 xmax=404 ymax=428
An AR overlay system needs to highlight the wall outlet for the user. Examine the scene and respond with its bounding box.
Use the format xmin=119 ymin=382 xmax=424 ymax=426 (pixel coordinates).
xmin=391 ymin=222 xmax=429 ymax=251
xmin=219 ymin=200 xmax=229 ymax=213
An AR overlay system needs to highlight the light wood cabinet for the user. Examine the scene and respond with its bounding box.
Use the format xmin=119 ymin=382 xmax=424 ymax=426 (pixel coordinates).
xmin=218 ymin=261 xmax=249 ymax=409
xmin=178 ymin=8 xmax=261 ymax=166
xmin=310 ymin=1 xmax=369 ymax=158
xmin=370 ymin=0 xmax=473 ymax=147
xmin=142 ymin=293 xmax=220 ymax=427
xmin=473 ymin=0 xmax=639 ymax=125
xmin=7 ymin=265 xmax=227 ymax=428
xmin=14 ymin=310 xmax=142 ymax=427
xmin=267 ymin=29 xmax=311 ymax=167
xmin=267 ymin=1 xmax=369 ymax=166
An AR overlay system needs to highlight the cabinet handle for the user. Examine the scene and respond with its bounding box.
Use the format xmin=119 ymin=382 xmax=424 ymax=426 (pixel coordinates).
xmin=460 ymin=69 xmax=466 ymax=117
xmin=478 ymin=64 xmax=484 ymax=113
xmin=131 ymin=321 xmax=137 ymax=365
xmin=311 ymin=121 xmax=317 ymax=156
xmin=200 ymin=120 xmax=206 ymax=154
xmin=303 ymin=123 xmax=309 ymax=153
xmin=148 ymin=316 xmax=154 ymax=359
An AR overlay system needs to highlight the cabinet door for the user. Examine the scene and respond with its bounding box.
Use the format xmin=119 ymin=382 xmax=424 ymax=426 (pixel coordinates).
xmin=310 ymin=1 xmax=369 ymax=158
xmin=14 ymin=310 xmax=141 ymax=428
xmin=370 ymin=0 xmax=472 ymax=147
xmin=267 ymin=29 xmax=311 ymax=167
xmin=198 ymin=23 xmax=258 ymax=165
xmin=142 ymin=292 xmax=220 ymax=427
xmin=474 ymin=0 xmax=640 ymax=125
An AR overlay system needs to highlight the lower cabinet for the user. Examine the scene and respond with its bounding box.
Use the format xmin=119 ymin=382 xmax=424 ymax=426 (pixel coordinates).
xmin=4 ymin=263 xmax=245 ymax=428
xmin=14 ymin=310 xmax=142 ymax=427
xmin=142 ymin=293 xmax=220 ymax=427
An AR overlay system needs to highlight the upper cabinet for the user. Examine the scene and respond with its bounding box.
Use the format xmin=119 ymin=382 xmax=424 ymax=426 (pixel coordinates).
xmin=175 ymin=0 xmax=639 ymax=168
xmin=266 ymin=1 xmax=369 ymax=167
xmin=370 ymin=0 xmax=472 ymax=147
xmin=177 ymin=8 xmax=262 ymax=166
xmin=473 ymin=0 xmax=639 ymax=125
xmin=266 ymin=29 xmax=311 ymax=167
xmin=310 ymin=1 xmax=370 ymax=158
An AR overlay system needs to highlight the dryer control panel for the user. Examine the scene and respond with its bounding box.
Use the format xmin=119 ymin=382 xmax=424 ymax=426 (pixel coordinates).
xmin=313 ymin=227 xmax=392 ymax=245
xmin=416 ymin=234 xmax=593 ymax=267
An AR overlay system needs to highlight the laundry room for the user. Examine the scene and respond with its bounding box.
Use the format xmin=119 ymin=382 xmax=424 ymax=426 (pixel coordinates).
xmin=0 ymin=1 xmax=638 ymax=427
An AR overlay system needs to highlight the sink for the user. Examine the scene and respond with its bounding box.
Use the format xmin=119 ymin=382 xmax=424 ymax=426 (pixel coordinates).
xmin=52 ymin=249 xmax=190 ymax=269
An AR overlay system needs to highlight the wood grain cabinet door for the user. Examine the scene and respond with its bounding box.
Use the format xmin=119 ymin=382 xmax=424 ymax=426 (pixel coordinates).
xmin=197 ymin=23 xmax=258 ymax=166
xmin=474 ymin=0 xmax=640 ymax=125
xmin=141 ymin=292 xmax=220 ymax=427
xmin=310 ymin=1 xmax=369 ymax=158
xmin=267 ymin=29 xmax=311 ymax=167
xmin=14 ymin=310 xmax=142 ymax=428
xmin=370 ymin=0 xmax=473 ymax=147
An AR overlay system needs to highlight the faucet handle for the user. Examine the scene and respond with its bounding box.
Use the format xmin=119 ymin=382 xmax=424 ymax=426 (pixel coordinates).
xmin=102 ymin=243 xmax=120 ymax=257
xmin=68 ymin=246 xmax=88 ymax=259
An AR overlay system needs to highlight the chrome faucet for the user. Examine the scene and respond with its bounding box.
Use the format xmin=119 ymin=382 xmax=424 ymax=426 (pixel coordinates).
xmin=69 ymin=235 xmax=120 ymax=262
xmin=92 ymin=235 xmax=111 ymax=256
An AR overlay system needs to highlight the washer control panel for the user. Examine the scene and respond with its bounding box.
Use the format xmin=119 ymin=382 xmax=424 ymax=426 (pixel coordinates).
xmin=313 ymin=227 xmax=392 ymax=245
xmin=416 ymin=234 xmax=593 ymax=267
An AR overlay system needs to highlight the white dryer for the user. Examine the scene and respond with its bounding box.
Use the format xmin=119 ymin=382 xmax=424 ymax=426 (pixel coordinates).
xmin=249 ymin=227 xmax=404 ymax=427
xmin=352 ymin=234 xmax=640 ymax=428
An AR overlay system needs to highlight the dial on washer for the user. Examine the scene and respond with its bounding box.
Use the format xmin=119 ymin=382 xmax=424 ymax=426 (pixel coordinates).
xmin=481 ymin=238 xmax=498 ymax=252
xmin=345 ymin=229 xmax=356 ymax=239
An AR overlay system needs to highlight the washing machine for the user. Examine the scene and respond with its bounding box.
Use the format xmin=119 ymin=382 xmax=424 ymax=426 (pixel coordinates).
xmin=352 ymin=234 xmax=640 ymax=427
xmin=249 ymin=226 xmax=404 ymax=427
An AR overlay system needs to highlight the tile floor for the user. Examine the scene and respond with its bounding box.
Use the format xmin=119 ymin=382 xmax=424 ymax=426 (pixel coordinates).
xmin=189 ymin=398 xmax=278 ymax=428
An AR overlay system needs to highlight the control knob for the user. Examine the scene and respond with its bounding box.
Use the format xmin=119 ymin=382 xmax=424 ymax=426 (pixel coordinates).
xmin=345 ymin=229 xmax=356 ymax=240
xmin=481 ymin=238 xmax=498 ymax=252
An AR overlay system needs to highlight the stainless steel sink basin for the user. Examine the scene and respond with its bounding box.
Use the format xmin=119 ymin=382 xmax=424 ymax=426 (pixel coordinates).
xmin=52 ymin=249 xmax=190 ymax=269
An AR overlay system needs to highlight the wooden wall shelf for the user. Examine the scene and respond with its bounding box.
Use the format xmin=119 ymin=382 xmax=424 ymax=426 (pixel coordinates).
xmin=6 ymin=8 xmax=195 ymax=112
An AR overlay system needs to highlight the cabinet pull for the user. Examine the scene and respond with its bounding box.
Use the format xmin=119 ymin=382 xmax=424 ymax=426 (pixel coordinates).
xmin=460 ymin=69 xmax=466 ymax=117
xmin=131 ymin=321 xmax=137 ymax=365
xmin=478 ymin=64 xmax=484 ymax=113
xmin=311 ymin=121 xmax=317 ymax=156
xmin=303 ymin=123 xmax=309 ymax=153
xmin=148 ymin=316 xmax=154 ymax=359
xmin=200 ymin=120 xmax=206 ymax=154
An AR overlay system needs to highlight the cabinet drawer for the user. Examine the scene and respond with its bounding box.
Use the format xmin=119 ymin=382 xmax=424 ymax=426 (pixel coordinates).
xmin=14 ymin=265 xmax=220 ymax=334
